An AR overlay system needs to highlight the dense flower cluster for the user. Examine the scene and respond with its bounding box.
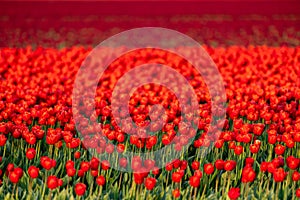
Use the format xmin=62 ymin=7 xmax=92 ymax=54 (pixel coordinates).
xmin=1 ymin=14 xmax=300 ymax=48
xmin=0 ymin=46 xmax=299 ymax=199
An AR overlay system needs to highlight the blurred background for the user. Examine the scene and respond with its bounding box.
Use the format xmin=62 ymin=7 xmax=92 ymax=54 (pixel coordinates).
xmin=0 ymin=0 xmax=299 ymax=48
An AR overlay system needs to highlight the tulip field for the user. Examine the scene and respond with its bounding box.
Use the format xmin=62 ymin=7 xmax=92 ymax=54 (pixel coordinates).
xmin=0 ymin=3 xmax=300 ymax=199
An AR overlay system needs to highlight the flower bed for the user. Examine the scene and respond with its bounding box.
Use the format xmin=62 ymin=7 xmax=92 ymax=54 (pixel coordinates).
xmin=0 ymin=46 xmax=300 ymax=199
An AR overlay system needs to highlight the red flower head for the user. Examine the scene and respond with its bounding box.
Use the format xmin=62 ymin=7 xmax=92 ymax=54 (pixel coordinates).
xmin=90 ymin=157 xmax=100 ymax=170
xmin=292 ymin=171 xmax=300 ymax=182
xmin=28 ymin=166 xmax=39 ymax=179
xmin=165 ymin=162 xmax=173 ymax=171
xmin=273 ymin=168 xmax=287 ymax=182
xmin=172 ymin=171 xmax=183 ymax=183
xmin=234 ymin=145 xmax=243 ymax=155
xmin=189 ymin=175 xmax=200 ymax=187
xmin=215 ymin=159 xmax=224 ymax=170
xmin=101 ymin=160 xmax=110 ymax=170
xmin=9 ymin=171 xmax=20 ymax=184
xmin=245 ymin=157 xmax=254 ymax=166
xmin=47 ymin=175 xmax=58 ymax=190
xmin=119 ymin=157 xmax=128 ymax=168
xmin=172 ymin=189 xmax=180 ymax=198
xmin=286 ymin=156 xmax=299 ymax=170
xmin=77 ymin=169 xmax=85 ymax=177
xmin=132 ymin=156 xmax=142 ymax=171
xmin=152 ymin=166 xmax=160 ymax=176
xmin=144 ymin=177 xmax=156 ymax=190
xmin=274 ymin=144 xmax=285 ymax=155
xmin=0 ymin=134 xmax=7 ymax=146
xmin=180 ymin=160 xmax=188 ymax=170
xmin=191 ymin=161 xmax=200 ymax=170
xmin=224 ymin=160 xmax=236 ymax=171
xmin=133 ymin=172 xmax=145 ymax=185
xmin=14 ymin=167 xmax=23 ymax=178
xmin=66 ymin=160 xmax=75 ymax=170
xmin=40 ymin=156 xmax=53 ymax=170
xmin=194 ymin=170 xmax=203 ymax=178
xmin=74 ymin=151 xmax=81 ymax=159
xmin=75 ymin=183 xmax=87 ymax=196
xmin=96 ymin=175 xmax=106 ymax=186
xmin=67 ymin=168 xmax=76 ymax=177
xmin=204 ymin=163 xmax=214 ymax=175
xmin=249 ymin=144 xmax=260 ymax=154
xmin=58 ymin=179 xmax=63 ymax=187
xmin=144 ymin=159 xmax=156 ymax=171
xmin=172 ymin=159 xmax=181 ymax=169
xmin=7 ymin=163 xmax=14 ymax=172
xmin=296 ymin=188 xmax=300 ymax=198
xmin=228 ymin=188 xmax=240 ymax=200
xmin=260 ymin=162 xmax=269 ymax=172
xmin=253 ymin=123 xmax=265 ymax=136
xmin=80 ymin=161 xmax=90 ymax=172
xmin=241 ymin=166 xmax=256 ymax=183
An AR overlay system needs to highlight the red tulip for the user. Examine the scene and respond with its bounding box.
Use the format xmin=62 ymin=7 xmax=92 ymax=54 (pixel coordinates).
xmin=28 ymin=166 xmax=39 ymax=178
xmin=152 ymin=166 xmax=160 ymax=176
xmin=14 ymin=167 xmax=23 ymax=178
xmin=75 ymin=183 xmax=86 ymax=196
xmin=66 ymin=160 xmax=75 ymax=169
xmin=191 ymin=161 xmax=200 ymax=170
xmin=132 ymin=157 xmax=142 ymax=171
xmin=260 ymin=162 xmax=269 ymax=172
xmin=58 ymin=179 xmax=63 ymax=186
xmin=101 ymin=160 xmax=110 ymax=170
xmin=74 ymin=151 xmax=81 ymax=159
xmin=224 ymin=160 xmax=236 ymax=171
xmin=172 ymin=172 xmax=183 ymax=183
xmin=273 ymin=168 xmax=287 ymax=182
xmin=194 ymin=170 xmax=203 ymax=178
xmin=274 ymin=144 xmax=285 ymax=155
xmin=234 ymin=145 xmax=243 ymax=155
xmin=9 ymin=171 xmax=19 ymax=183
xmin=292 ymin=171 xmax=300 ymax=182
xmin=245 ymin=157 xmax=254 ymax=166
xmin=173 ymin=159 xmax=181 ymax=169
xmin=241 ymin=166 xmax=256 ymax=183
xmin=80 ymin=161 xmax=90 ymax=172
xmin=180 ymin=160 xmax=188 ymax=170
xmin=96 ymin=175 xmax=106 ymax=186
xmin=40 ymin=156 xmax=53 ymax=170
xmin=267 ymin=162 xmax=277 ymax=174
xmin=172 ymin=189 xmax=180 ymax=198
xmin=144 ymin=177 xmax=156 ymax=190
xmin=296 ymin=188 xmax=300 ymax=198
xmin=144 ymin=159 xmax=155 ymax=171
xmin=286 ymin=156 xmax=299 ymax=170
xmin=47 ymin=176 xmax=58 ymax=190
xmin=253 ymin=123 xmax=265 ymax=136
xmin=7 ymin=163 xmax=14 ymax=172
xmin=119 ymin=157 xmax=128 ymax=168
xmin=165 ymin=162 xmax=173 ymax=171
xmin=189 ymin=176 xmax=200 ymax=187
xmin=133 ymin=173 xmax=145 ymax=185
xmin=90 ymin=157 xmax=100 ymax=169
xmin=215 ymin=159 xmax=224 ymax=170
xmin=204 ymin=163 xmax=214 ymax=175
xmin=77 ymin=169 xmax=85 ymax=177
xmin=67 ymin=168 xmax=76 ymax=177
xmin=91 ymin=169 xmax=98 ymax=177
xmin=249 ymin=144 xmax=260 ymax=154
xmin=228 ymin=188 xmax=240 ymax=200
xmin=0 ymin=134 xmax=7 ymax=146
